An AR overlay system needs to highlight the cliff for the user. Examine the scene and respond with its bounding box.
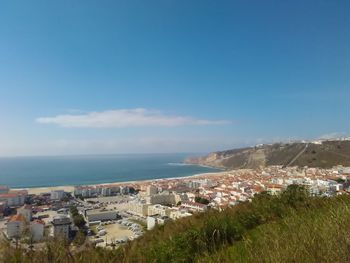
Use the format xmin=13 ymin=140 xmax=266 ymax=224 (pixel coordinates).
xmin=185 ymin=140 xmax=350 ymax=169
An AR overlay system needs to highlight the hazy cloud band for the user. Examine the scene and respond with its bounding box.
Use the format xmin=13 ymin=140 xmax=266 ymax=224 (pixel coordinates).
xmin=36 ymin=108 xmax=231 ymax=128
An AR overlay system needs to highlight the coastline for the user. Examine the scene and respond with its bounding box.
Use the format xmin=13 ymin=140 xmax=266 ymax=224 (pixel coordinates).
xmin=16 ymin=171 xmax=227 ymax=195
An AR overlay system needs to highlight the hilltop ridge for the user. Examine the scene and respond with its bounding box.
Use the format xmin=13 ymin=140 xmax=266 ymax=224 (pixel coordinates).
xmin=185 ymin=139 xmax=350 ymax=169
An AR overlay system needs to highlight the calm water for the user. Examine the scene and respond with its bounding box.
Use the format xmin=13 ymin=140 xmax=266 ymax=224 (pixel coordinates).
xmin=0 ymin=153 xmax=220 ymax=188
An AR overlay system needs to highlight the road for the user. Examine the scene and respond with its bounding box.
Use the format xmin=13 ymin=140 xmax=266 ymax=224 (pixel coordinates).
xmin=286 ymin=143 xmax=309 ymax=167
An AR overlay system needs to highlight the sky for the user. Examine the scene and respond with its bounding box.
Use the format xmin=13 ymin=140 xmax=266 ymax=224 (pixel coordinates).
xmin=0 ymin=0 xmax=349 ymax=156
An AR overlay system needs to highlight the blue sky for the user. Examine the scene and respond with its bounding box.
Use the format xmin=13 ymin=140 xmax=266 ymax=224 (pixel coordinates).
xmin=0 ymin=0 xmax=349 ymax=156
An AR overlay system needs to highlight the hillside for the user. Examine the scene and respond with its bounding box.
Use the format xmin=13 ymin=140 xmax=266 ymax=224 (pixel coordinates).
xmin=185 ymin=140 xmax=350 ymax=169
xmin=2 ymin=186 xmax=350 ymax=263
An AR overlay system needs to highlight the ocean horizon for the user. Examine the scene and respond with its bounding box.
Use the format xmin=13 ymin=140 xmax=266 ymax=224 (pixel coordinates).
xmin=0 ymin=153 xmax=221 ymax=188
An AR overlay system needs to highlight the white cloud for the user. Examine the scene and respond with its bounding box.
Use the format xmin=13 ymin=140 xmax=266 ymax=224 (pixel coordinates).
xmin=33 ymin=137 xmax=245 ymax=155
xmin=36 ymin=108 xmax=231 ymax=128
xmin=0 ymin=136 xmax=240 ymax=156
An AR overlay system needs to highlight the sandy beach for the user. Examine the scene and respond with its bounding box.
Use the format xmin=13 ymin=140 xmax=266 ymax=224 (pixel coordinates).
xmin=19 ymin=171 xmax=226 ymax=195
xmin=26 ymin=186 xmax=75 ymax=195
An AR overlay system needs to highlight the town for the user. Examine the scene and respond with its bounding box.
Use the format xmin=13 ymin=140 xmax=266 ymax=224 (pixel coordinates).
xmin=1 ymin=165 xmax=350 ymax=251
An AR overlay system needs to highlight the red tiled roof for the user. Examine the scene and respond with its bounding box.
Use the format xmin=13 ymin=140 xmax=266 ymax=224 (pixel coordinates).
xmin=8 ymin=214 xmax=25 ymax=223
xmin=9 ymin=190 xmax=28 ymax=195
xmin=32 ymin=219 xmax=45 ymax=225
xmin=266 ymin=184 xmax=283 ymax=189
xmin=182 ymin=201 xmax=207 ymax=208
xmin=0 ymin=194 xmax=18 ymax=198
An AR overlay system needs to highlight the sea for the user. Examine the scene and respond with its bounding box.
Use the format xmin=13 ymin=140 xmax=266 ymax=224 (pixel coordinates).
xmin=0 ymin=153 xmax=220 ymax=188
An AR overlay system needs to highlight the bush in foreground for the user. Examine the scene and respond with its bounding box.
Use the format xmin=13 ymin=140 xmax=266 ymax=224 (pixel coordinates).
xmin=2 ymin=185 xmax=350 ymax=263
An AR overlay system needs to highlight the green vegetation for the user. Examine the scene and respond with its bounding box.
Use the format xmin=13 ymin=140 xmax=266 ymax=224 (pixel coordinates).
xmin=334 ymin=177 xmax=346 ymax=184
xmin=194 ymin=196 xmax=210 ymax=205
xmin=187 ymin=140 xmax=350 ymax=169
xmin=73 ymin=230 xmax=86 ymax=246
xmin=205 ymin=199 xmax=350 ymax=262
xmin=90 ymin=225 xmax=98 ymax=236
xmin=3 ymin=186 xmax=350 ymax=262
xmin=70 ymin=206 xmax=86 ymax=229
xmin=128 ymin=218 xmax=147 ymax=230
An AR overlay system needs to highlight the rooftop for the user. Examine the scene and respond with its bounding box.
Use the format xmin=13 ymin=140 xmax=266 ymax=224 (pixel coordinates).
xmin=0 ymin=193 xmax=19 ymax=198
xmin=8 ymin=214 xmax=25 ymax=223
xmin=52 ymin=214 xmax=71 ymax=225
xmin=32 ymin=219 xmax=45 ymax=225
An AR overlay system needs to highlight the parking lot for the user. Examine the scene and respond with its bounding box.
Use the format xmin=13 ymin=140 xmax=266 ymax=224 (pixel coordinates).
xmin=89 ymin=218 xmax=144 ymax=248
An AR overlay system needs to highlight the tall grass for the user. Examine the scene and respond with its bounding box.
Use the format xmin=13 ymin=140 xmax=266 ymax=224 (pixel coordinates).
xmin=204 ymin=196 xmax=350 ymax=263
xmin=1 ymin=185 xmax=350 ymax=263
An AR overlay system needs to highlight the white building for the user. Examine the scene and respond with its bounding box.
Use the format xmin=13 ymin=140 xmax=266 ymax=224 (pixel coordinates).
xmin=329 ymin=182 xmax=343 ymax=192
xmin=81 ymin=187 xmax=96 ymax=197
xmin=186 ymin=179 xmax=216 ymax=189
xmin=148 ymin=204 xmax=171 ymax=217
xmin=85 ymin=209 xmax=118 ymax=223
xmin=50 ymin=190 xmax=65 ymax=201
xmin=266 ymin=184 xmax=284 ymax=195
xmin=17 ymin=204 xmax=32 ymax=222
xmin=74 ymin=186 xmax=96 ymax=198
xmin=0 ymin=193 xmax=26 ymax=207
xmin=51 ymin=215 xmax=71 ymax=239
xmin=147 ymin=216 xmax=156 ymax=230
xmin=101 ymin=187 xmax=112 ymax=196
xmin=7 ymin=214 xmax=26 ymax=239
xmin=169 ymin=209 xmax=192 ymax=220
xmin=147 ymin=215 xmax=171 ymax=230
xmin=96 ymin=185 xmax=120 ymax=196
xmin=126 ymin=202 xmax=150 ymax=217
xmin=146 ymin=185 xmax=158 ymax=196
xmin=0 ymin=185 xmax=9 ymax=194
xmin=181 ymin=201 xmax=208 ymax=212
xmin=145 ymin=193 xmax=179 ymax=205
xmin=30 ymin=220 xmax=45 ymax=242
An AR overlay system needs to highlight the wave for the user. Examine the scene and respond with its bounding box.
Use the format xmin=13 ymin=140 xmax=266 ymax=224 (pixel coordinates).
xmin=167 ymin=162 xmax=192 ymax=166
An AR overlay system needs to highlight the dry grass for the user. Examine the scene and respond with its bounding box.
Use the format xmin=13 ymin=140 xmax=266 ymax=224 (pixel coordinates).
xmin=2 ymin=186 xmax=350 ymax=263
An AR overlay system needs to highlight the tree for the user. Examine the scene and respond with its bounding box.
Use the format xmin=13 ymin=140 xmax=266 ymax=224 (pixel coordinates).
xmin=70 ymin=206 xmax=86 ymax=229
xmin=73 ymin=214 xmax=86 ymax=228
xmin=195 ymin=197 xmax=210 ymax=205
xmin=281 ymin=184 xmax=309 ymax=208
xmin=73 ymin=230 xmax=86 ymax=246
